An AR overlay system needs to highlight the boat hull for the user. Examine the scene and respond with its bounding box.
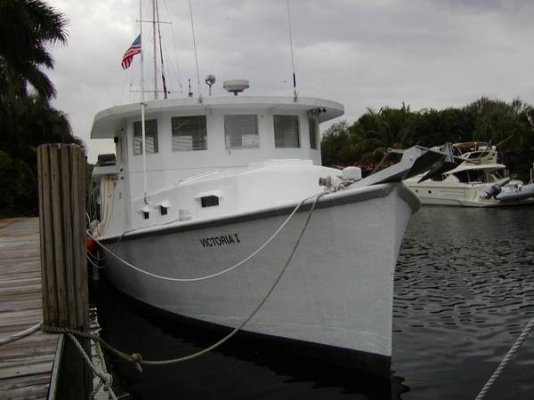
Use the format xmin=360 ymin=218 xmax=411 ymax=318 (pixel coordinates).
xmin=405 ymin=181 xmax=534 ymax=207
xmin=100 ymin=183 xmax=418 ymax=374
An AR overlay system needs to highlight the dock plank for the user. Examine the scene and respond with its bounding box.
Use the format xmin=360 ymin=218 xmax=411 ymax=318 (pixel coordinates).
xmin=0 ymin=218 xmax=59 ymax=400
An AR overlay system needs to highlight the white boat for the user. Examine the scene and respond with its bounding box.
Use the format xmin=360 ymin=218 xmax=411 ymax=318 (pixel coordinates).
xmin=88 ymin=1 xmax=453 ymax=375
xmin=89 ymin=81 xmax=452 ymax=375
xmin=404 ymin=142 xmax=534 ymax=207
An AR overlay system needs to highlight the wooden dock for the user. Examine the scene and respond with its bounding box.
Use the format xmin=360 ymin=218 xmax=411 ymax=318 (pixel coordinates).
xmin=0 ymin=218 xmax=59 ymax=400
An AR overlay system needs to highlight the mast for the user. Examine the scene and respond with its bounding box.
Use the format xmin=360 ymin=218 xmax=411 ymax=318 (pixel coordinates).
xmin=140 ymin=0 xmax=168 ymax=205
xmin=156 ymin=0 xmax=168 ymax=99
xmin=140 ymin=0 xmax=148 ymax=205
xmin=152 ymin=0 xmax=158 ymax=99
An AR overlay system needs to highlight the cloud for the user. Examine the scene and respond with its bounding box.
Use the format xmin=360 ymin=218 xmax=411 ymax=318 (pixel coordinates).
xmin=47 ymin=0 xmax=534 ymax=161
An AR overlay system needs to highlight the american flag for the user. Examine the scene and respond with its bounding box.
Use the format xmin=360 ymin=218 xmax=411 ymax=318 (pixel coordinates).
xmin=121 ymin=34 xmax=141 ymax=69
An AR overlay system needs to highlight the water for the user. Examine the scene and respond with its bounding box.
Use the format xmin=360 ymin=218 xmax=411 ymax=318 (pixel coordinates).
xmin=393 ymin=207 xmax=534 ymax=400
xmin=95 ymin=207 xmax=534 ymax=399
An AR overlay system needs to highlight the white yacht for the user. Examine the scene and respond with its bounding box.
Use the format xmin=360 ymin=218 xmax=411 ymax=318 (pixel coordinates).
xmin=89 ymin=79 xmax=450 ymax=375
xmin=404 ymin=142 xmax=534 ymax=207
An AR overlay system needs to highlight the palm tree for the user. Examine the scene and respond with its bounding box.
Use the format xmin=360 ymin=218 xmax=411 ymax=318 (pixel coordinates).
xmin=0 ymin=0 xmax=78 ymax=217
xmin=351 ymin=105 xmax=414 ymax=163
xmin=0 ymin=0 xmax=67 ymax=100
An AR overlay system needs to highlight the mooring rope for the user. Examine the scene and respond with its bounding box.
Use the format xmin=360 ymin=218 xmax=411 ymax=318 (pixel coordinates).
xmin=0 ymin=321 xmax=42 ymax=346
xmin=0 ymin=318 xmax=118 ymax=398
xmin=43 ymin=325 xmax=144 ymax=372
xmin=87 ymin=253 xmax=106 ymax=270
xmin=91 ymin=348 xmax=117 ymax=399
xmin=88 ymin=193 xmax=320 ymax=282
xmin=475 ymin=316 xmax=534 ymax=400
xmin=43 ymin=192 xmax=324 ymax=369
xmin=66 ymin=334 xmax=117 ymax=400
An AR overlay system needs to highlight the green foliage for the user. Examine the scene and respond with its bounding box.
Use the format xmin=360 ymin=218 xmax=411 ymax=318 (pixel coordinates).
xmin=321 ymin=121 xmax=352 ymax=166
xmin=0 ymin=151 xmax=34 ymax=216
xmin=0 ymin=0 xmax=84 ymax=217
xmin=321 ymin=98 xmax=534 ymax=177
xmin=0 ymin=0 xmax=67 ymax=100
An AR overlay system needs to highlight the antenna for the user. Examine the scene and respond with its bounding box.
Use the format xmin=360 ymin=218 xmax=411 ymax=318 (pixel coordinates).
xmin=286 ymin=0 xmax=297 ymax=101
xmin=188 ymin=0 xmax=202 ymax=100
xmin=155 ymin=0 xmax=168 ymax=98
xmin=223 ymin=80 xmax=249 ymax=96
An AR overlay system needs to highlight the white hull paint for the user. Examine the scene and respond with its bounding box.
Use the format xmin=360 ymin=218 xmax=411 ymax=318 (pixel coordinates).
xmin=102 ymin=183 xmax=417 ymax=360
xmin=405 ymin=181 xmax=534 ymax=207
xmin=403 ymin=144 xmax=534 ymax=207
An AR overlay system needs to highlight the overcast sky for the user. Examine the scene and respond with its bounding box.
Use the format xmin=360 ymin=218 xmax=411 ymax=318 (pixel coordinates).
xmin=47 ymin=0 xmax=534 ymax=162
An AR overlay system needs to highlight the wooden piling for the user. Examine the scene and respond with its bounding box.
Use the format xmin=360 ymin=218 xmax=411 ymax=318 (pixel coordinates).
xmin=1 ymin=145 xmax=91 ymax=399
xmin=37 ymin=144 xmax=89 ymax=332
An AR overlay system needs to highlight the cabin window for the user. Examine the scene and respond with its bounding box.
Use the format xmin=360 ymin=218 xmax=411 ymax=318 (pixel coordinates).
xmin=224 ymin=115 xmax=259 ymax=149
xmin=308 ymin=118 xmax=319 ymax=149
xmin=172 ymin=116 xmax=207 ymax=151
xmin=274 ymin=115 xmax=300 ymax=148
xmin=133 ymin=119 xmax=158 ymax=155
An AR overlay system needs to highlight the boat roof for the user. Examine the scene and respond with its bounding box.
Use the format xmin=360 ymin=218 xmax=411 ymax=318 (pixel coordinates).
xmin=453 ymin=141 xmax=490 ymax=149
xmin=445 ymin=162 xmax=506 ymax=175
xmin=91 ymin=95 xmax=344 ymax=139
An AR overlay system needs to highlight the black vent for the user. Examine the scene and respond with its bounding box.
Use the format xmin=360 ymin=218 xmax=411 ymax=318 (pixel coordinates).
xmin=201 ymin=196 xmax=219 ymax=208
xmin=97 ymin=153 xmax=117 ymax=166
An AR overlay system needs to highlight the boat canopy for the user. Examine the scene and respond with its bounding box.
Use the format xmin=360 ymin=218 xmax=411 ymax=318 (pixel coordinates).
xmin=91 ymin=96 xmax=344 ymax=139
xmin=444 ymin=162 xmax=506 ymax=175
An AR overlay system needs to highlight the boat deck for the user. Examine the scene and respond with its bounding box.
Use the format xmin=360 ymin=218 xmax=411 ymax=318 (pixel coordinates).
xmin=0 ymin=218 xmax=59 ymax=399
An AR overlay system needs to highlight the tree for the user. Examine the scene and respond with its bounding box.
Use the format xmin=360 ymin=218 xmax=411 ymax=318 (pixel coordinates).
xmin=321 ymin=121 xmax=352 ymax=166
xmin=353 ymin=104 xmax=415 ymax=162
xmin=320 ymin=98 xmax=534 ymax=179
xmin=0 ymin=150 xmax=34 ymax=215
xmin=0 ymin=0 xmax=67 ymax=100
xmin=0 ymin=0 xmax=83 ymax=217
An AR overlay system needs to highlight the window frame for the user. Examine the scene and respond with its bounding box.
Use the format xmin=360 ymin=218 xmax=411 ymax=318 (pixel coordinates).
xmin=308 ymin=117 xmax=319 ymax=149
xmin=171 ymin=115 xmax=208 ymax=152
xmin=133 ymin=119 xmax=158 ymax=155
xmin=224 ymin=114 xmax=260 ymax=149
xmin=273 ymin=115 xmax=300 ymax=149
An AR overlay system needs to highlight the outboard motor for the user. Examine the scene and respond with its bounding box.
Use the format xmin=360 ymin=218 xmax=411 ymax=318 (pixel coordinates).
xmin=480 ymin=184 xmax=502 ymax=200
xmin=479 ymin=177 xmax=511 ymax=199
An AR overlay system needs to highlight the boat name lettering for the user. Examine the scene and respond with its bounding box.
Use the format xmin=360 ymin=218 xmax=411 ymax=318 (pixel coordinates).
xmin=199 ymin=234 xmax=240 ymax=248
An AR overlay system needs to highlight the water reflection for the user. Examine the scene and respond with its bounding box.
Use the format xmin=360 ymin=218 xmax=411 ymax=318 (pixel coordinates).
xmin=393 ymin=207 xmax=534 ymax=400
xmin=96 ymin=278 xmax=405 ymax=400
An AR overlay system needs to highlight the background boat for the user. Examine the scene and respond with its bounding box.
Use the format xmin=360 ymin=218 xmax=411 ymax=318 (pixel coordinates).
xmin=404 ymin=142 xmax=534 ymax=207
